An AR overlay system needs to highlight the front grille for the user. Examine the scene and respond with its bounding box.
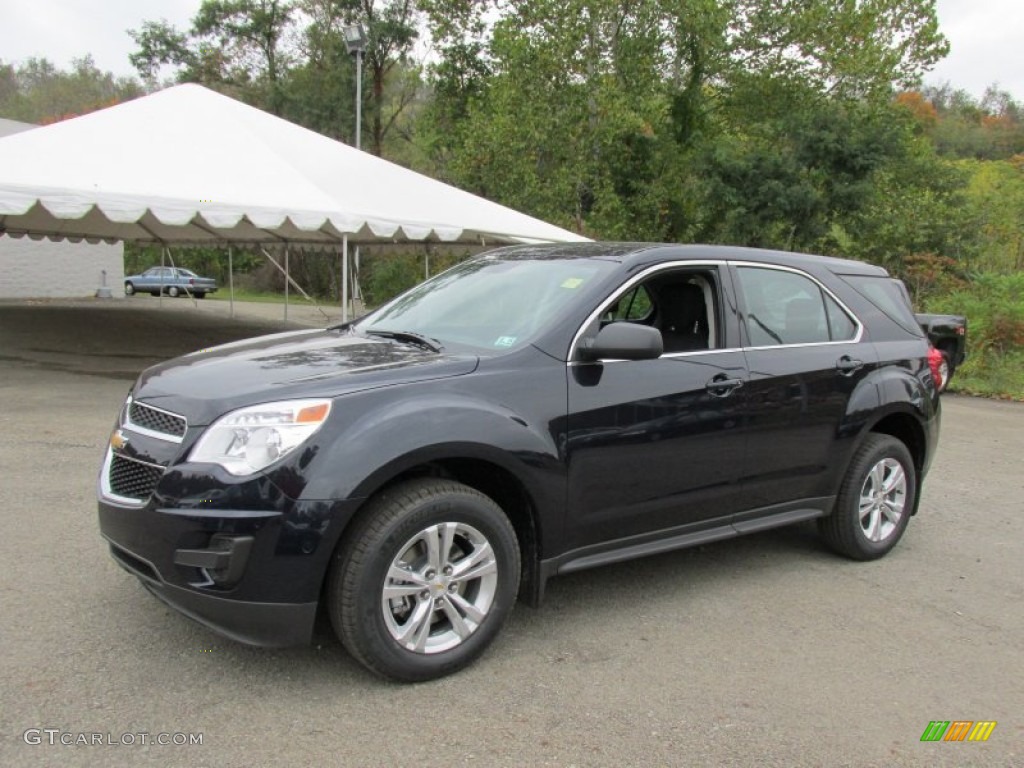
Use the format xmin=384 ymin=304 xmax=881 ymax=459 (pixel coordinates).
xmin=109 ymin=454 xmax=164 ymax=501
xmin=128 ymin=401 xmax=187 ymax=439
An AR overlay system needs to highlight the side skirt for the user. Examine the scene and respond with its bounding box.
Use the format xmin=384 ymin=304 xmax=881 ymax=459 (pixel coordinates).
xmin=529 ymin=497 xmax=834 ymax=605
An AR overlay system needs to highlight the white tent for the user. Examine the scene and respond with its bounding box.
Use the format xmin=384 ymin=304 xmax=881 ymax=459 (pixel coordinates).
xmin=0 ymin=84 xmax=586 ymax=248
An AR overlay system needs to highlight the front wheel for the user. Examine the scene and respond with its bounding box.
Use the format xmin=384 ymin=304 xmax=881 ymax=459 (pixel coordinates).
xmin=124 ymin=282 xmax=135 ymax=296
xmin=328 ymin=478 xmax=520 ymax=682
xmin=167 ymin=286 xmax=180 ymax=298
xmin=819 ymin=434 xmax=916 ymax=560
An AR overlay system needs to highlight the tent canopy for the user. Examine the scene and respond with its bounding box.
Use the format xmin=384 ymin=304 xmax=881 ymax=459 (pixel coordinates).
xmin=0 ymin=84 xmax=588 ymax=248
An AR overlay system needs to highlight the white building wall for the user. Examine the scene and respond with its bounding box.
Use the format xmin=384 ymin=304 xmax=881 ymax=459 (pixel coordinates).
xmin=0 ymin=235 xmax=124 ymax=298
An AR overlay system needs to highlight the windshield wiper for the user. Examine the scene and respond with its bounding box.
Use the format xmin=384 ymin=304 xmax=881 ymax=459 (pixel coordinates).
xmin=362 ymin=329 xmax=444 ymax=353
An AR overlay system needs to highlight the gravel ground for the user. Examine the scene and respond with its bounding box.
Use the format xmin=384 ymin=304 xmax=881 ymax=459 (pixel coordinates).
xmin=0 ymin=299 xmax=1020 ymax=767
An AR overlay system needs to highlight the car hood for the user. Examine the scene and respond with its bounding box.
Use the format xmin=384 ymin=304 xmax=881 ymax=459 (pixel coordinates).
xmin=132 ymin=328 xmax=479 ymax=424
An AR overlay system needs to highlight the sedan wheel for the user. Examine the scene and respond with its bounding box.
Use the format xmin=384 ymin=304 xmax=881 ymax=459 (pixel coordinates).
xmin=328 ymin=478 xmax=520 ymax=681
xmin=124 ymin=282 xmax=135 ymax=296
xmin=167 ymin=286 xmax=180 ymax=297
xmin=818 ymin=434 xmax=916 ymax=560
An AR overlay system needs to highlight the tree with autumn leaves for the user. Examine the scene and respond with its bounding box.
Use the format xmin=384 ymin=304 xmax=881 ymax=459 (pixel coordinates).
xmin=0 ymin=0 xmax=1022 ymax=394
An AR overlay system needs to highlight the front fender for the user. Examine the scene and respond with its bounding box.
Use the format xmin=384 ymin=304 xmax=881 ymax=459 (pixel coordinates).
xmin=302 ymin=388 xmax=565 ymax=507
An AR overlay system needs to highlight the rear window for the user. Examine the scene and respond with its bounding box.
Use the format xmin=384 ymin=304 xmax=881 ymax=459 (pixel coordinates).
xmin=839 ymin=275 xmax=922 ymax=336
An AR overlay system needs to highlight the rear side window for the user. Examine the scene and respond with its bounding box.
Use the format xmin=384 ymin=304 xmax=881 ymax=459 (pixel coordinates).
xmin=839 ymin=275 xmax=922 ymax=335
xmin=736 ymin=267 xmax=858 ymax=346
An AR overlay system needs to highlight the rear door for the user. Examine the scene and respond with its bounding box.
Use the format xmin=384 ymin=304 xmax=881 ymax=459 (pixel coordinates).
xmin=564 ymin=262 xmax=751 ymax=552
xmin=731 ymin=263 xmax=876 ymax=512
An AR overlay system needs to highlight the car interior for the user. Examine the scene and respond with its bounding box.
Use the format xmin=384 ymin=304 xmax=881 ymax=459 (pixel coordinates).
xmin=602 ymin=271 xmax=719 ymax=353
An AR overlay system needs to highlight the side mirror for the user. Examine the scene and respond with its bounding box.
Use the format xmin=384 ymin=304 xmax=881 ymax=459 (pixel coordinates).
xmin=578 ymin=322 xmax=663 ymax=362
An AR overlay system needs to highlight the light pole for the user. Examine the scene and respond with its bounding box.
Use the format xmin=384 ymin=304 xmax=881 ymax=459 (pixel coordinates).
xmin=342 ymin=23 xmax=367 ymax=150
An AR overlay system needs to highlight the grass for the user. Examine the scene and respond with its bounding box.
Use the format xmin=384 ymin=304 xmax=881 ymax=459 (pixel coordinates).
xmin=208 ymin=288 xmax=312 ymax=305
xmin=947 ymin=351 xmax=1024 ymax=401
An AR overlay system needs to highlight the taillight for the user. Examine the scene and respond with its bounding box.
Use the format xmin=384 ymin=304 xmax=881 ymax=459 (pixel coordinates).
xmin=927 ymin=347 xmax=944 ymax=390
xmin=956 ymin=325 xmax=965 ymax=336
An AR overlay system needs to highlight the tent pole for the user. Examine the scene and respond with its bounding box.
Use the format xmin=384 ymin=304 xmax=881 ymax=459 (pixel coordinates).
xmin=160 ymin=246 xmax=166 ymax=307
xmin=228 ymin=247 xmax=235 ymax=318
xmin=342 ymin=236 xmax=349 ymax=323
xmin=284 ymin=245 xmax=290 ymax=323
xmin=354 ymin=246 xmax=361 ymax=313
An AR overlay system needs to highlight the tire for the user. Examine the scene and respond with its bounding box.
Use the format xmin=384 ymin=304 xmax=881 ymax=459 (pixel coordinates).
xmin=938 ymin=352 xmax=952 ymax=392
xmin=328 ymin=478 xmax=520 ymax=682
xmin=819 ymin=434 xmax=916 ymax=560
xmin=124 ymin=282 xmax=135 ymax=296
xmin=167 ymin=286 xmax=180 ymax=298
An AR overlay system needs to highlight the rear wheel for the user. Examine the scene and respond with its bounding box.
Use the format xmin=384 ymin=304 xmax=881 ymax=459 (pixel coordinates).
xmin=938 ymin=352 xmax=952 ymax=391
xmin=328 ymin=478 xmax=520 ymax=682
xmin=124 ymin=282 xmax=135 ymax=296
xmin=818 ymin=434 xmax=916 ymax=560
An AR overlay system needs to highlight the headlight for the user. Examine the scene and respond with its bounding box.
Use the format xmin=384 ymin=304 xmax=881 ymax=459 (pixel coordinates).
xmin=189 ymin=399 xmax=332 ymax=476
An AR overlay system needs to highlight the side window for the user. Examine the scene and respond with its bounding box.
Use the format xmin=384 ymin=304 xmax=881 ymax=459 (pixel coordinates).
xmin=824 ymin=293 xmax=857 ymax=341
xmin=603 ymin=285 xmax=654 ymax=322
xmin=737 ymin=267 xmax=855 ymax=346
xmin=591 ymin=269 xmax=720 ymax=354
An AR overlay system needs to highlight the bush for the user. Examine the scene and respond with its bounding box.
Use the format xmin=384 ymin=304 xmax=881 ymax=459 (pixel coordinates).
xmin=926 ymin=271 xmax=1024 ymax=398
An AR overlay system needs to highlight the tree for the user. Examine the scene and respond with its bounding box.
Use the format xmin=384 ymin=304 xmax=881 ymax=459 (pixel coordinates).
xmin=0 ymin=56 xmax=143 ymax=124
xmin=130 ymin=0 xmax=296 ymax=113
xmin=130 ymin=0 xmax=421 ymax=155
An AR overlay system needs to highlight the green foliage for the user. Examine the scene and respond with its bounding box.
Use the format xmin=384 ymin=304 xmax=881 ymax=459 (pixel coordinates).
xmin=0 ymin=56 xmax=143 ymax=124
xmin=926 ymin=273 xmax=1024 ymax=399
xmin=128 ymin=0 xmax=421 ymax=154
xmin=362 ymin=252 xmax=423 ymax=305
xmin=960 ymin=158 xmax=1024 ymax=272
xmin=361 ymin=247 xmax=474 ymax=306
xmin=919 ymin=84 xmax=1024 ymax=160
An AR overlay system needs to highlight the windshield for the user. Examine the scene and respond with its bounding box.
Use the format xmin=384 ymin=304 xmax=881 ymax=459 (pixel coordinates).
xmin=356 ymin=256 xmax=614 ymax=351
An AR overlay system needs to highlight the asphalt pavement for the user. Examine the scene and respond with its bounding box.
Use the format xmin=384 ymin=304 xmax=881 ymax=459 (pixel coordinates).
xmin=0 ymin=298 xmax=1020 ymax=767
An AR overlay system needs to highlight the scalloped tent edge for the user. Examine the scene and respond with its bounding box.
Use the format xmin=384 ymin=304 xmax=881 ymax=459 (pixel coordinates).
xmin=0 ymin=84 xmax=588 ymax=249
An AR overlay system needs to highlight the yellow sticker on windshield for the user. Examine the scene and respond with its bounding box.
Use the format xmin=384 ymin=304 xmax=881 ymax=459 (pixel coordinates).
xmin=561 ymin=278 xmax=585 ymax=289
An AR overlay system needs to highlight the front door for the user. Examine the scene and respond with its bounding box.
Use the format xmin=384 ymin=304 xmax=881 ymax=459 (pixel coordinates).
xmin=564 ymin=264 xmax=750 ymax=552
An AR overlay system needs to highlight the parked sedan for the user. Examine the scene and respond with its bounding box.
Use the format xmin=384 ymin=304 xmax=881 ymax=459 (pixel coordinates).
xmin=124 ymin=267 xmax=218 ymax=298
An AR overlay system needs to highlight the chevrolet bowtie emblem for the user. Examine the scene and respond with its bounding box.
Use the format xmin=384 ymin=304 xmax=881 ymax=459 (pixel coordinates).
xmin=110 ymin=429 xmax=129 ymax=451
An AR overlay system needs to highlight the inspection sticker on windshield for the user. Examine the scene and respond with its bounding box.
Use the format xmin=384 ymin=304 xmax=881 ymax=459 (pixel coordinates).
xmin=561 ymin=277 xmax=585 ymax=289
xmin=494 ymin=336 xmax=517 ymax=348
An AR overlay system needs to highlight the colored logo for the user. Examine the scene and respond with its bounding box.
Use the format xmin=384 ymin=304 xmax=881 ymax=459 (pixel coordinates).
xmin=920 ymin=721 xmax=996 ymax=742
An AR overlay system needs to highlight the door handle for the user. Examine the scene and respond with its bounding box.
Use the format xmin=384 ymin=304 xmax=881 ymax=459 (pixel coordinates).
xmin=836 ymin=356 xmax=864 ymax=375
xmin=706 ymin=374 xmax=744 ymax=397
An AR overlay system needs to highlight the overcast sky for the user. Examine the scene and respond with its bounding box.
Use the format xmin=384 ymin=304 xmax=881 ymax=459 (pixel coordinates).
xmin=0 ymin=0 xmax=1020 ymax=100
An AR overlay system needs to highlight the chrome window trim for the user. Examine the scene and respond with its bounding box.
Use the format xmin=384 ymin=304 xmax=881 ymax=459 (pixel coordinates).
xmin=730 ymin=261 xmax=864 ymax=348
xmin=567 ymin=260 xmax=727 ymax=362
xmin=567 ymin=258 xmax=866 ymax=364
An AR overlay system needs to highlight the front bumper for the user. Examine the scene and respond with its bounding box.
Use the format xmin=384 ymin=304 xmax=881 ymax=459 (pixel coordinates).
xmin=107 ymin=537 xmax=317 ymax=646
xmin=98 ymin=492 xmax=361 ymax=647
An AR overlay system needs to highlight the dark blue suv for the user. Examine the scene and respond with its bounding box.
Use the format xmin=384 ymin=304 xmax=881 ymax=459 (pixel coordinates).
xmin=98 ymin=243 xmax=940 ymax=681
